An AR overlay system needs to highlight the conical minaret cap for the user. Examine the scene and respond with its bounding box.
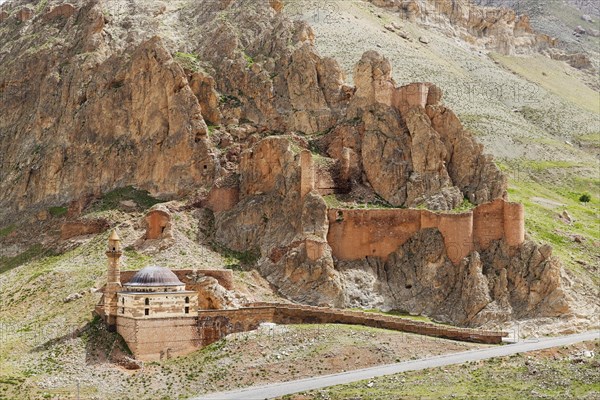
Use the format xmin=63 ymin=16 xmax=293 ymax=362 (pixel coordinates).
xmin=109 ymin=229 xmax=121 ymax=241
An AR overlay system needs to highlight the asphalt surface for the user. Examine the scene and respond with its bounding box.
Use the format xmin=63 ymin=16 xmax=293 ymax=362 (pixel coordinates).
xmin=192 ymin=330 xmax=599 ymax=400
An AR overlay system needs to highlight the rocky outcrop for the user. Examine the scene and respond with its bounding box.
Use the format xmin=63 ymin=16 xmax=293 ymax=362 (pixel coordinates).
xmin=195 ymin=276 xmax=238 ymax=310
xmin=15 ymin=7 xmax=34 ymax=22
xmin=60 ymin=218 xmax=110 ymax=240
xmin=214 ymin=137 xmax=344 ymax=306
xmin=43 ymin=3 xmax=77 ymax=21
xmin=317 ymin=52 xmax=506 ymax=209
xmin=142 ymin=205 xmax=173 ymax=241
xmin=337 ymin=229 xmax=569 ymax=326
xmin=0 ymin=3 xmax=216 ymax=222
xmin=371 ymin=0 xmax=556 ymax=55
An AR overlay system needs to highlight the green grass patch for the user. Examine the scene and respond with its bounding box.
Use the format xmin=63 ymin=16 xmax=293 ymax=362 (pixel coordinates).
xmin=291 ymin=341 xmax=600 ymax=399
xmin=242 ymin=51 xmax=254 ymax=69
xmin=35 ymin=0 xmax=48 ymax=14
xmin=0 ymin=244 xmax=49 ymax=274
xmin=499 ymin=161 xmax=599 ymax=284
xmin=0 ymin=224 xmax=16 ymax=238
xmin=491 ymin=53 xmax=600 ymax=114
xmin=173 ymin=52 xmax=201 ymax=72
xmin=92 ymin=186 xmax=161 ymax=212
xmin=48 ymin=206 xmax=68 ymax=217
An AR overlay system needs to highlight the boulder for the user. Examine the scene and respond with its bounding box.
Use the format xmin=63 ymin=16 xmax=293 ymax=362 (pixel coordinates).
xmin=15 ymin=7 xmax=34 ymax=22
xmin=60 ymin=219 xmax=110 ymax=240
xmin=43 ymin=4 xmax=76 ymax=21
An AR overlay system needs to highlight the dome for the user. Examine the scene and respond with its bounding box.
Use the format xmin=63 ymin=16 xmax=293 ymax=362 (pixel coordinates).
xmin=126 ymin=265 xmax=184 ymax=287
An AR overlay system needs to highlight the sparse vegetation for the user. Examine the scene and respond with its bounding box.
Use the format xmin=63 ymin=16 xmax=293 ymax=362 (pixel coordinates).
xmin=242 ymin=51 xmax=254 ymax=69
xmin=48 ymin=206 xmax=68 ymax=217
xmin=92 ymin=186 xmax=161 ymax=211
xmin=0 ymin=224 xmax=15 ymax=238
xmin=173 ymin=52 xmax=201 ymax=72
xmin=290 ymin=341 xmax=600 ymax=400
xmin=0 ymin=244 xmax=49 ymax=274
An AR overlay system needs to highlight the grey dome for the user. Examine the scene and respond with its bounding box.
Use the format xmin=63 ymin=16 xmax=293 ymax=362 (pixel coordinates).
xmin=126 ymin=265 xmax=184 ymax=287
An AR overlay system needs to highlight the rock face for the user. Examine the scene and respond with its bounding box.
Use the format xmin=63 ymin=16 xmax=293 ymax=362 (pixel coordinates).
xmin=0 ymin=4 xmax=215 ymax=222
xmin=337 ymin=229 xmax=569 ymax=326
xmin=195 ymin=276 xmax=238 ymax=310
xmin=214 ymin=137 xmax=344 ymax=306
xmin=0 ymin=0 xmax=568 ymax=327
xmin=60 ymin=218 xmax=110 ymax=240
xmin=317 ymin=52 xmax=506 ymax=209
xmin=371 ymin=0 xmax=556 ymax=55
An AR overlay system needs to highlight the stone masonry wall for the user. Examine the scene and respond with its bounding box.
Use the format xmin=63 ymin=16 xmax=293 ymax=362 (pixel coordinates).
xmin=327 ymin=199 xmax=524 ymax=264
xmin=117 ymin=316 xmax=200 ymax=361
xmin=117 ymin=304 xmax=506 ymax=360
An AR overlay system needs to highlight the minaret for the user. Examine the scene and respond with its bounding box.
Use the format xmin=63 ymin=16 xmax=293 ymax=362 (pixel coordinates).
xmin=104 ymin=229 xmax=122 ymax=330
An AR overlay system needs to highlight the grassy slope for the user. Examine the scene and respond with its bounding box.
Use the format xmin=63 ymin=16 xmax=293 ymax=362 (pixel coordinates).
xmin=491 ymin=53 xmax=599 ymax=114
xmin=287 ymin=340 xmax=600 ymax=400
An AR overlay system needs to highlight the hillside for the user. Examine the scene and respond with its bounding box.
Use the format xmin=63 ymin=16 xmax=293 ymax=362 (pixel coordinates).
xmin=0 ymin=0 xmax=598 ymax=398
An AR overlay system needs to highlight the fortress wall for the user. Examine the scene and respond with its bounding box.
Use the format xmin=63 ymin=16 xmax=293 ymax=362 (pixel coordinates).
xmin=117 ymin=316 xmax=200 ymax=361
xmin=119 ymin=269 xmax=234 ymax=291
xmin=421 ymin=211 xmax=473 ymax=264
xmin=392 ymin=82 xmax=429 ymax=114
xmin=315 ymin=168 xmax=338 ymax=195
xmin=197 ymin=308 xmax=277 ymax=347
xmin=119 ymin=305 xmax=505 ymax=360
xmin=472 ymin=199 xmax=506 ymax=250
xmin=327 ymin=209 xmax=422 ymax=259
xmin=503 ymin=201 xmax=525 ymax=247
xmin=328 ymin=199 xmax=524 ymax=264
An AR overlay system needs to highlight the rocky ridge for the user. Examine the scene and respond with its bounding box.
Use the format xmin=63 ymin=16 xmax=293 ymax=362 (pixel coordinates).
xmin=0 ymin=0 xmax=577 ymax=326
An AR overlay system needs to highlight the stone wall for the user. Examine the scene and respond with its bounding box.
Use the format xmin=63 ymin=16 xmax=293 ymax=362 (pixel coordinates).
xmin=197 ymin=303 xmax=506 ymax=347
xmin=116 ymin=303 xmax=506 ymax=360
xmin=327 ymin=199 xmax=524 ymax=264
xmin=117 ymin=316 xmax=200 ymax=361
xmin=117 ymin=291 xmax=197 ymax=318
xmin=473 ymin=199 xmax=525 ymax=249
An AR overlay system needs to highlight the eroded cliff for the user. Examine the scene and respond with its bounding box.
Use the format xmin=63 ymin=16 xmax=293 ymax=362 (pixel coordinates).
xmin=0 ymin=0 xmax=573 ymax=326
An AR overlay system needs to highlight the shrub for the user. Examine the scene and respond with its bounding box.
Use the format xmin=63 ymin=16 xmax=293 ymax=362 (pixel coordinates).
xmin=579 ymin=193 xmax=591 ymax=203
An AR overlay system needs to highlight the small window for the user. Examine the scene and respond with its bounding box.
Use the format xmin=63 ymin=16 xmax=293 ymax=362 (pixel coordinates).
xmin=185 ymin=307 xmax=189 ymax=314
xmin=120 ymin=307 xmax=124 ymax=314
xmin=121 ymin=298 xmax=124 ymax=304
xmin=185 ymin=296 xmax=189 ymax=304
xmin=145 ymin=308 xmax=149 ymax=316
xmin=145 ymin=298 xmax=150 ymax=306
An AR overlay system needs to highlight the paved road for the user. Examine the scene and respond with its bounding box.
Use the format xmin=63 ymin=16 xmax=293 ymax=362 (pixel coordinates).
xmin=192 ymin=330 xmax=599 ymax=400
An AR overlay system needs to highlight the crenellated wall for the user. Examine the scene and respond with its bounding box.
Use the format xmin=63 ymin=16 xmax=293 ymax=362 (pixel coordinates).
xmin=327 ymin=199 xmax=524 ymax=264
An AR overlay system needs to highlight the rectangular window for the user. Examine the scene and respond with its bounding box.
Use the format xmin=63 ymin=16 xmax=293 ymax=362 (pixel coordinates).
xmin=185 ymin=307 xmax=189 ymax=314
xmin=145 ymin=308 xmax=149 ymax=316
xmin=120 ymin=307 xmax=124 ymax=314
